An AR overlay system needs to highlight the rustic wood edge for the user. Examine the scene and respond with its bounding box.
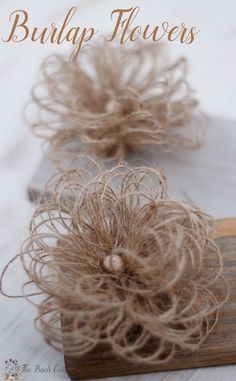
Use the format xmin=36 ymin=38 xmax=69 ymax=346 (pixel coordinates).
xmin=215 ymin=218 xmax=236 ymax=238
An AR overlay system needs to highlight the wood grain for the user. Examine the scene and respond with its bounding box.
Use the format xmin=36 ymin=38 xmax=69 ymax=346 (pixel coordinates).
xmin=63 ymin=221 xmax=236 ymax=380
xmin=216 ymin=218 xmax=236 ymax=238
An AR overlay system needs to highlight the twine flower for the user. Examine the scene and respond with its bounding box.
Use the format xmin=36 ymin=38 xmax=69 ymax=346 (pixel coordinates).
xmin=29 ymin=41 xmax=202 ymax=163
xmin=7 ymin=161 xmax=225 ymax=365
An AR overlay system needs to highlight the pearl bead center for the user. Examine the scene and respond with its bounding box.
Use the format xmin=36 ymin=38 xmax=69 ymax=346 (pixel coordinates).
xmin=103 ymin=254 xmax=124 ymax=273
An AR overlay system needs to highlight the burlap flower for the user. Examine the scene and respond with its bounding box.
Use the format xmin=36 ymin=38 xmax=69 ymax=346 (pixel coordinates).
xmin=29 ymin=41 xmax=202 ymax=163
xmin=17 ymin=162 xmax=224 ymax=364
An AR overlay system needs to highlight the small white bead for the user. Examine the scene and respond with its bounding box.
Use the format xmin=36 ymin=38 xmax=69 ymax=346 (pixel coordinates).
xmin=103 ymin=254 xmax=124 ymax=273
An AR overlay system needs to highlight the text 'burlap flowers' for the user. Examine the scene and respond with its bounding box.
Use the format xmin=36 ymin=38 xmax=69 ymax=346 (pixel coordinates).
xmin=29 ymin=41 xmax=201 ymax=162
xmin=8 ymin=162 xmax=225 ymax=364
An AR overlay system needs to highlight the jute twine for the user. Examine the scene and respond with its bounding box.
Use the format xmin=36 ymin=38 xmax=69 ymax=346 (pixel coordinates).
xmin=28 ymin=41 xmax=202 ymax=163
xmin=1 ymin=161 xmax=227 ymax=364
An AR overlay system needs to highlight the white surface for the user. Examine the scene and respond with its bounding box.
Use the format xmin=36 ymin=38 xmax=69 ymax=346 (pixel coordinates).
xmin=0 ymin=1 xmax=236 ymax=380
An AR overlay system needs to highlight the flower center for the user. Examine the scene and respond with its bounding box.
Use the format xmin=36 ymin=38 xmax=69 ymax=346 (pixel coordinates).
xmin=103 ymin=254 xmax=124 ymax=273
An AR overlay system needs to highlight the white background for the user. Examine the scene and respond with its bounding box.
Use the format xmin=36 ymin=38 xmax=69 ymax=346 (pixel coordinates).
xmin=0 ymin=1 xmax=236 ymax=380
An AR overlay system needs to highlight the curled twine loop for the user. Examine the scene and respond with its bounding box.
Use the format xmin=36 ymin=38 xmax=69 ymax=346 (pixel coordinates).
xmin=27 ymin=40 xmax=203 ymax=165
xmin=0 ymin=160 xmax=228 ymax=364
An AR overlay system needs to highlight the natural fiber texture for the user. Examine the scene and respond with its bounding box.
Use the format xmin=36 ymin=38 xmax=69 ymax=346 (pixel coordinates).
xmin=1 ymin=161 xmax=226 ymax=364
xmin=29 ymin=41 xmax=202 ymax=163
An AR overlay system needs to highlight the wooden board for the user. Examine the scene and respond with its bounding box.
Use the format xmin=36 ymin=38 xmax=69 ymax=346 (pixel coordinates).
xmin=26 ymin=118 xmax=236 ymax=220
xmin=63 ymin=219 xmax=236 ymax=380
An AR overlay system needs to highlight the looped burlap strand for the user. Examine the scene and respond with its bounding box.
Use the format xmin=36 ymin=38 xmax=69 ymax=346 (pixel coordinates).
xmin=28 ymin=41 xmax=202 ymax=163
xmin=1 ymin=160 xmax=227 ymax=364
